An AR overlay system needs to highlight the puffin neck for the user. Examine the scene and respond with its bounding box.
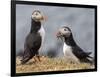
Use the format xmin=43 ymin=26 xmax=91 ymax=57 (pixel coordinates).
xmin=30 ymin=19 xmax=41 ymax=33
xmin=64 ymin=35 xmax=77 ymax=46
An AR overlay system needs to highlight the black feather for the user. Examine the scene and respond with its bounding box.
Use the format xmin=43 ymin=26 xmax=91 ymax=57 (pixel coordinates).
xmin=21 ymin=18 xmax=42 ymax=64
xmin=64 ymin=27 xmax=93 ymax=64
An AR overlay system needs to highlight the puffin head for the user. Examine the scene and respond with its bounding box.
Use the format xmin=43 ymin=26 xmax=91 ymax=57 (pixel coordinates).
xmin=56 ymin=26 xmax=72 ymax=39
xmin=31 ymin=10 xmax=46 ymax=22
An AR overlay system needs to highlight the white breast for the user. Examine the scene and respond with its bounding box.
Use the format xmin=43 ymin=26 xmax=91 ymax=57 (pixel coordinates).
xmin=38 ymin=25 xmax=45 ymax=52
xmin=63 ymin=42 xmax=79 ymax=61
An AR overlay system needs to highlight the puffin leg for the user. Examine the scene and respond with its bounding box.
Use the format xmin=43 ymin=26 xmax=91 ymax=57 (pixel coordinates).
xmin=33 ymin=51 xmax=41 ymax=62
xmin=36 ymin=55 xmax=41 ymax=62
xmin=34 ymin=54 xmax=41 ymax=62
xmin=36 ymin=51 xmax=41 ymax=62
xmin=33 ymin=56 xmax=37 ymax=62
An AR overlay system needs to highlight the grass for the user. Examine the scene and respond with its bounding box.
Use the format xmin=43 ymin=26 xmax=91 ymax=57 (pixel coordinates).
xmin=16 ymin=56 xmax=94 ymax=73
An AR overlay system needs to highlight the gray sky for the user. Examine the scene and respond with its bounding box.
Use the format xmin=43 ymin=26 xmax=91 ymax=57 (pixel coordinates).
xmin=16 ymin=4 xmax=95 ymax=57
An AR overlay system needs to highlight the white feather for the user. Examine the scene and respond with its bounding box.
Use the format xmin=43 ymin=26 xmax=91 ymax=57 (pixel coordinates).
xmin=63 ymin=42 xmax=79 ymax=61
xmin=38 ymin=25 xmax=45 ymax=52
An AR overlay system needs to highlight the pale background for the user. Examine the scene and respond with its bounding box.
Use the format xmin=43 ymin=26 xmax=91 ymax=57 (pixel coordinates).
xmin=0 ymin=0 xmax=100 ymax=77
xmin=16 ymin=3 xmax=94 ymax=57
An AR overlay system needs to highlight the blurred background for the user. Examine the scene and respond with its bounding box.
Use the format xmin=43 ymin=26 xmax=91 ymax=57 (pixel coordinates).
xmin=16 ymin=4 xmax=95 ymax=58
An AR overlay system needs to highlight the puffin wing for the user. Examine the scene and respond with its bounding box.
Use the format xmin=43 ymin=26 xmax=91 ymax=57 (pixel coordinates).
xmin=72 ymin=46 xmax=92 ymax=59
xmin=23 ymin=33 xmax=42 ymax=58
xmin=25 ymin=33 xmax=42 ymax=49
xmin=72 ymin=46 xmax=93 ymax=63
xmin=21 ymin=33 xmax=42 ymax=64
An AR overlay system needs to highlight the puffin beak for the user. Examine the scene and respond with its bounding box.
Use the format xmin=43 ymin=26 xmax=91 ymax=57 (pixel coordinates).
xmin=42 ymin=15 xmax=47 ymax=21
xmin=56 ymin=31 xmax=64 ymax=41
xmin=56 ymin=31 xmax=62 ymax=38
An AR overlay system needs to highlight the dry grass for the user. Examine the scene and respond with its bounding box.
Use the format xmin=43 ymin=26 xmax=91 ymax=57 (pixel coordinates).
xmin=16 ymin=56 xmax=94 ymax=73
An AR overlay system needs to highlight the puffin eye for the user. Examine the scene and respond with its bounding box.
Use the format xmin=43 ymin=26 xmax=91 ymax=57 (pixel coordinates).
xmin=64 ymin=28 xmax=67 ymax=31
xmin=35 ymin=13 xmax=38 ymax=15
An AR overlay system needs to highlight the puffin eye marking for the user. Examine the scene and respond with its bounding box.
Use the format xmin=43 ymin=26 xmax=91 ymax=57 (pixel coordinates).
xmin=64 ymin=28 xmax=67 ymax=31
xmin=35 ymin=13 xmax=38 ymax=15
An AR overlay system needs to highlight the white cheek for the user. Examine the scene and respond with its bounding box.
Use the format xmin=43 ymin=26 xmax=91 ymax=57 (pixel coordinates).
xmin=31 ymin=14 xmax=42 ymax=20
xmin=37 ymin=14 xmax=42 ymax=19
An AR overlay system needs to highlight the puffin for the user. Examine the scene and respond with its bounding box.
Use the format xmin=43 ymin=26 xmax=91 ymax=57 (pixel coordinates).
xmin=21 ymin=10 xmax=46 ymax=64
xmin=56 ymin=26 xmax=93 ymax=64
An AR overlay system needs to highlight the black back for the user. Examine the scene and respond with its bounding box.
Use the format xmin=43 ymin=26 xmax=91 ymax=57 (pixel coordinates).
xmin=64 ymin=31 xmax=92 ymax=63
xmin=64 ymin=34 xmax=77 ymax=46
xmin=21 ymin=18 xmax=42 ymax=64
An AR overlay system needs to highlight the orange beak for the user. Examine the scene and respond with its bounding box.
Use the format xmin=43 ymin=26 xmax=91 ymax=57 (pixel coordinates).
xmin=43 ymin=16 xmax=47 ymax=21
xmin=56 ymin=31 xmax=62 ymax=38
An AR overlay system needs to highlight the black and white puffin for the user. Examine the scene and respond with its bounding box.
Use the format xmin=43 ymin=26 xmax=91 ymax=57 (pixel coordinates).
xmin=56 ymin=26 xmax=93 ymax=64
xmin=21 ymin=10 xmax=46 ymax=64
